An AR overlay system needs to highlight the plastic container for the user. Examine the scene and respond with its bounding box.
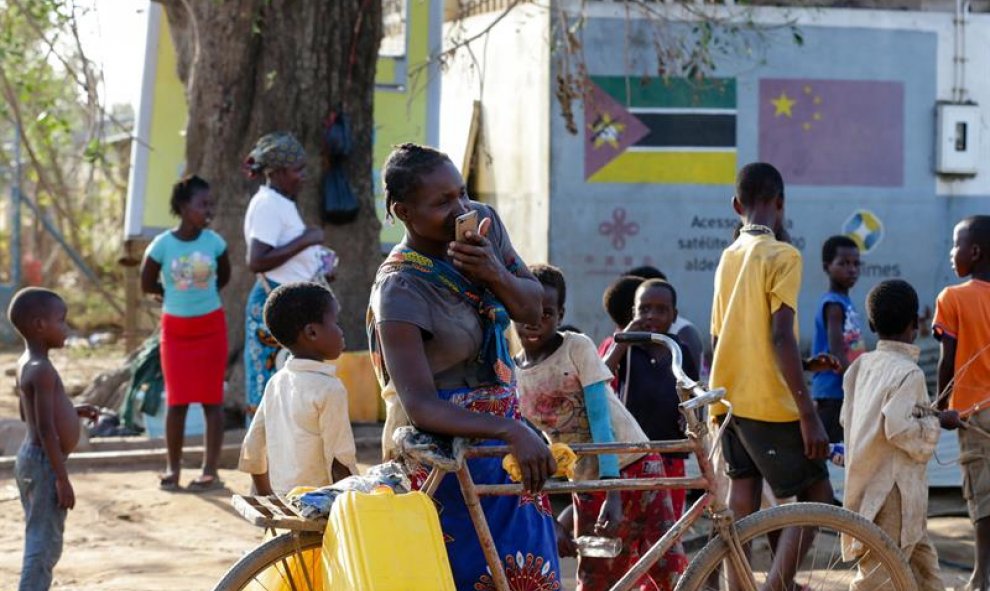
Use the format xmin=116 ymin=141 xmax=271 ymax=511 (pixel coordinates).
xmin=576 ymin=536 xmax=623 ymax=558
xmin=138 ymin=391 xmax=205 ymax=439
xmin=828 ymin=442 xmax=845 ymax=467
xmin=321 ymin=486 xmax=455 ymax=590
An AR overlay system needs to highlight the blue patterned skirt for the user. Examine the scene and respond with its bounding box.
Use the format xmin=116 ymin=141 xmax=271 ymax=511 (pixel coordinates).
xmin=243 ymin=278 xmax=281 ymax=414
xmin=407 ymin=383 xmax=562 ymax=591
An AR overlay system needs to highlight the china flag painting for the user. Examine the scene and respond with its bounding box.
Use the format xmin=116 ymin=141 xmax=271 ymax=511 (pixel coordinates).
xmin=759 ymin=79 xmax=904 ymax=187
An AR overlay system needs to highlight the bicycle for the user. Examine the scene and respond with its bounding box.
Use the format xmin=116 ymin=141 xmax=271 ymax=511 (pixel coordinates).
xmin=213 ymin=331 xmax=917 ymax=591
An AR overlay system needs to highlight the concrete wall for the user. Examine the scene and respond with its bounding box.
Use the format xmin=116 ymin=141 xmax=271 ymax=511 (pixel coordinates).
xmin=439 ymin=3 xmax=552 ymax=263
xmin=548 ymin=3 xmax=990 ymax=352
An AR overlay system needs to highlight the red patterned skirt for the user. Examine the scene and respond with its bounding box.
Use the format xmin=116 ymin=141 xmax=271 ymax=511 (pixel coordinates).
xmin=573 ymin=453 xmax=688 ymax=591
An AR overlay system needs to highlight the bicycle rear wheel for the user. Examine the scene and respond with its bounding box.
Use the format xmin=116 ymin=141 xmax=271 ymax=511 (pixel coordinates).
xmin=675 ymin=502 xmax=918 ymax=591
xmin=213 ymin=532 xmax=324 ymax=591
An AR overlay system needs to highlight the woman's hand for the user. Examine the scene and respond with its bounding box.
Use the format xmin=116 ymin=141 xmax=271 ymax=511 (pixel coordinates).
xmin=301 ymin=226 xmax=325 ymax=247
xmin=448 ymin=218 xmax=504 ymax=287
xmin=595 ymin=490 xmax=623 ymax=536
xmin=505 ymin=421 xmax=556 ymax=493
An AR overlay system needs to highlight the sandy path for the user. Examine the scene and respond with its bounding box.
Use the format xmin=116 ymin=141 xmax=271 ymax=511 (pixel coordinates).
xmin=1 ymin=346 xmax=290 ymax=590
xmin=0 ymin=465 xmax=262 ymax=590
xmin=0 ymin=347 xmax=974 ymax=590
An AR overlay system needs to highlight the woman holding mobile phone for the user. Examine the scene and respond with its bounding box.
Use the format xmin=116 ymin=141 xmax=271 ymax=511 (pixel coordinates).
xmin=367 ymin=143 xmax=561 ymax=590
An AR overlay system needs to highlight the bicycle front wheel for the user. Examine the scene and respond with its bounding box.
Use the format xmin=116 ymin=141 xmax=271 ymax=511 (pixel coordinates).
xmin=213 ymin=532 xmax=324 ymax=591
xmin=676 ymin=502 xmax=918 ymax=591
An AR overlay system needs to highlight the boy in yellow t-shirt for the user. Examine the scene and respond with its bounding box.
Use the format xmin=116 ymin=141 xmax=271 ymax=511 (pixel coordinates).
xmin=710 ymin=163 xmax=838 ymax=580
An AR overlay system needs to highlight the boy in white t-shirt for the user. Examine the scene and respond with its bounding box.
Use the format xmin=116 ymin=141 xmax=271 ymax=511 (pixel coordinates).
xmin=513 ymin=264 xmax=686 ymax=591
xmin=239 ymin=282 xmax=358 ymax=495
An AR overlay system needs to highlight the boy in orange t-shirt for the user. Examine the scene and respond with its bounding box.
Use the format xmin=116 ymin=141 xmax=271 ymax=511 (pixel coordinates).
xmin=934 ymin=215 xmax=990 ymax=591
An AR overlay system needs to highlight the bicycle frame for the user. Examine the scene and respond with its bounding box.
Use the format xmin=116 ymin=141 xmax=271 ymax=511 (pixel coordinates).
xmin=225 ymin=334 xmax=913 ymax=591
xmin=415 ymin=332 xmax=760 ymax=591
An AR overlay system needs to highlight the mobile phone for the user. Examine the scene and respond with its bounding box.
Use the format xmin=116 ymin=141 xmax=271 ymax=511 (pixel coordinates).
xmin=455 ymin=210 xmax=479 ymax=242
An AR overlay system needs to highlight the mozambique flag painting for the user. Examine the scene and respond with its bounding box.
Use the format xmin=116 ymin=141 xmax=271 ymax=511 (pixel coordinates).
xmin=584 ymin=76 xmax=737 ymax=184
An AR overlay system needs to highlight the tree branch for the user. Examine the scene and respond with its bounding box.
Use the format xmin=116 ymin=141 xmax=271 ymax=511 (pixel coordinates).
xmin=0 ymin=63 xmax=83 ymax=251
xmin=7 ymin=0 xmax=143 ymax=146
xmin=433 ymin=0 xmax=524 ymax=65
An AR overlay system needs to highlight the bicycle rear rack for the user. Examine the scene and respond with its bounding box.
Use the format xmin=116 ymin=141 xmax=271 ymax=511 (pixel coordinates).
xmin=232 ymin=494 xmax=326 ymax=533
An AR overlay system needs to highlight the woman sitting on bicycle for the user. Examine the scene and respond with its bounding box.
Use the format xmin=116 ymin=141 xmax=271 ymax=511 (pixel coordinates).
xmin=368 ymin=143 xmax=562 ymax=591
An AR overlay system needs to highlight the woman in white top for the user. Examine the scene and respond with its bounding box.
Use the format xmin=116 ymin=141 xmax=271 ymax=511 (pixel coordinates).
xmin=242 ymin=132 xmax=326 ymax=415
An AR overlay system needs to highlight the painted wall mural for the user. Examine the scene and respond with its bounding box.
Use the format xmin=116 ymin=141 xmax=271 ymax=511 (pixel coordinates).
xmin=759 ymin=79 xmax=904 ymax=187
xmin=550 ymin=20 xmax=942 ymax=345
xmin=584 ymin=77 xmax=737 ymax=184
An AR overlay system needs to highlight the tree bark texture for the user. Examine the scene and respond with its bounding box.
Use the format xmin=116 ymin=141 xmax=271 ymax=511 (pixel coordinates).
xmin=157 ymin=0 xmax=383 ymax=406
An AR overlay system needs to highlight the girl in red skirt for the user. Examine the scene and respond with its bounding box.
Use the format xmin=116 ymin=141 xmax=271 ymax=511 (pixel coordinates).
xmin=141 ymin=176 xmax=231 ymax=492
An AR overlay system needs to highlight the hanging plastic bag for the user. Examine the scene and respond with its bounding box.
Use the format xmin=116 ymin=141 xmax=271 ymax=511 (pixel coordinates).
xmin=321 ymin=111 xmax=359 ymax=224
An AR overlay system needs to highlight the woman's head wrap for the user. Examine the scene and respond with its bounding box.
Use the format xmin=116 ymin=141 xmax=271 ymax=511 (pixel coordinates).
xmin=243 ymin=132 xmax=306 ymax=179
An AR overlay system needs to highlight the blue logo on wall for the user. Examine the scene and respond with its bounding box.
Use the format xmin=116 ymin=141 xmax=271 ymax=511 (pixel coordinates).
xmin=842 ymin=209 xmax=884 ymax=254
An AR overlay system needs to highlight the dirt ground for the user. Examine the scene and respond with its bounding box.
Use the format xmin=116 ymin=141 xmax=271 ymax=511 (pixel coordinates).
xmin=0 ymin=347 xmax=978 ymax=590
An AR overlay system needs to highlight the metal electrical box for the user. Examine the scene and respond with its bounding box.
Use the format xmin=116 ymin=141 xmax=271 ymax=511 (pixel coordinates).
xmin=936 ymin=103 xmax=980 ymax=175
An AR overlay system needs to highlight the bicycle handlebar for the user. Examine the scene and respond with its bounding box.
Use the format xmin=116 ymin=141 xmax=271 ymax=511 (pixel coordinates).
xmin=613 ymin=331 xmax=726 ymax=411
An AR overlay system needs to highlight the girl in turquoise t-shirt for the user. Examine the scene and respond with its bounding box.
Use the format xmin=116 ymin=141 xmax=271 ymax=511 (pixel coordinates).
xmin=140 ymin=176 xmax=230 ymax=492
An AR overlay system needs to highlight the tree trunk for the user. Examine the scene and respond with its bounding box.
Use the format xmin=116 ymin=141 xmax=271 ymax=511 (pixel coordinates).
xmin=157 ymin=0 xmax=382 ymax=406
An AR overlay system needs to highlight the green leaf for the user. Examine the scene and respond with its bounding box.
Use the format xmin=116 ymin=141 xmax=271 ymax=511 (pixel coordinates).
xmin=83 ymin=139 xmax=105 ymax=164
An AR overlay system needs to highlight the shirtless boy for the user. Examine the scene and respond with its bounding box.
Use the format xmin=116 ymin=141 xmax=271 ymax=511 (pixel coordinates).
xmin=8 ymin=287 xmax=98 ymax=591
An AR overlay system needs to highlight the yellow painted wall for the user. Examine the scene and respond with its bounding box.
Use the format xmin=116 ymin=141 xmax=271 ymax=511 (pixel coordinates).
xmin=142 ymin=16 xmax=188 ymax=231
xmin=374 ymin=0 xmax=436 ymax=246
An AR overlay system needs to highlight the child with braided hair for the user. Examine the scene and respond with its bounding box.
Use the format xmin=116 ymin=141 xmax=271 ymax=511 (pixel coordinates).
xmin=514 ymin=264 xmax=686 ymax=591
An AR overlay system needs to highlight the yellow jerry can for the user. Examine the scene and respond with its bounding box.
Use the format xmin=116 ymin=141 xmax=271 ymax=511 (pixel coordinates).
xmin=321 ymin=486 xmax=455 ymax=590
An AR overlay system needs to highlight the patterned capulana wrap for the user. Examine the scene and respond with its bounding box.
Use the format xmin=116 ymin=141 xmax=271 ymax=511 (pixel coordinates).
xmin=243 ymin=132 xmax=306 ymax=177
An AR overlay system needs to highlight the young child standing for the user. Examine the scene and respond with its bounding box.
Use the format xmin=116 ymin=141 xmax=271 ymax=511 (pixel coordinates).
xmin=812 ymin=235 xmax=865 ymax=443
xmin=602 ymin=278 xmax=698 ymax=518
xmin=140 ymin=175 xmax=230 ymax=492
xmin=9 ymin=288 xmax=99 ymax=591
xmin=709 ymin=163 xmax=837 ymax=584
xmin=598 ymin=269 xmax=705 ymax=378
xmin=623 ymin=266 xmax=705 ymax=374
xmin=933 ymin=215 xmax=990 ymax=591
xmin=238 ymin=282 xmax=358 ymax=495
xmin=842 ymin=279 xmax=943 ymax=591
xmin=598 ymin=275 xmax=646 ymax=357
xmin=514 ymin=265 xmax=686 ymax=591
